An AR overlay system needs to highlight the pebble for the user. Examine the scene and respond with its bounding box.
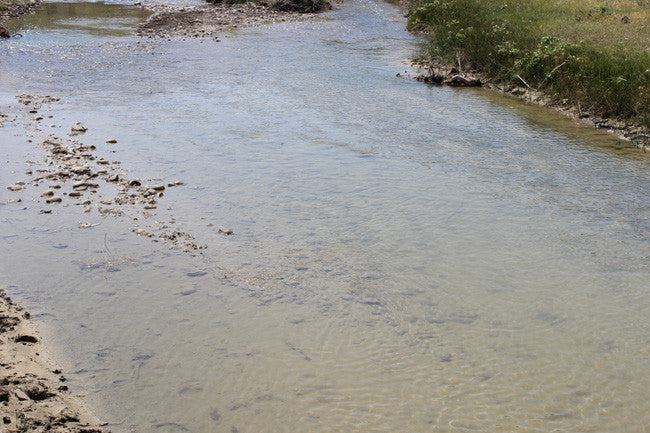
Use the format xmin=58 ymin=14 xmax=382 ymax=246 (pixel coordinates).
xmin=46 ymin=196 xmax=62 ymax=204
xmin=42 ymin=190 xmax=54 ymax=197
xmin=70 ymin=123 xmax=87 ymax=134
xmin=106 ymin=139 xmax=117 ymax=144
xmin=69 ymin=191 xmax=82 ymax=198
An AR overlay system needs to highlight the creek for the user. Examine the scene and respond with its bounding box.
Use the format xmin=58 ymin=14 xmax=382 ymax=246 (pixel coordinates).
xmin=0 ymin=1 xmax=648 ymax=432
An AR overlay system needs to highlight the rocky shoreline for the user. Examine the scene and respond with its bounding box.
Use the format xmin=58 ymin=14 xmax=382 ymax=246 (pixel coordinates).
xmin=411 ymin=62 xmax=650 ymax=152
xmin=0 ymin=289 xmax=106 ymax=433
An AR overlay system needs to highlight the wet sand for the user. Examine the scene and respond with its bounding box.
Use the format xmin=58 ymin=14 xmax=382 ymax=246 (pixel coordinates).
xmin=0 ymin=289 xmax=105 ymax=433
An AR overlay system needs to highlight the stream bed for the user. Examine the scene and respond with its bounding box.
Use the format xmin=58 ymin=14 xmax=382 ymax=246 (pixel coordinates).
xmin=1 ymin=1 xmax=649 ymax=432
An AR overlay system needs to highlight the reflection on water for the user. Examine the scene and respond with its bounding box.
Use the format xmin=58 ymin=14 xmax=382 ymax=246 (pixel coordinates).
xmin=0 ymin=0 xmax=649 ymax=432
xmin=5 ymin=2 xmax=152 ymax=38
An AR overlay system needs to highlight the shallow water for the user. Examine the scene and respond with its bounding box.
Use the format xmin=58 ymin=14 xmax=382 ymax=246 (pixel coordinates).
xmin=0 ymin=1 xmax=649 ymax=432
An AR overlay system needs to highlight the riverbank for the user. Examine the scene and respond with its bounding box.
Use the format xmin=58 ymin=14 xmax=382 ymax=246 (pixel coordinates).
xmin=406 ymin=0 xmax=650 ymax=150
xmin=0 ymin=289 xmax=105 ymax=433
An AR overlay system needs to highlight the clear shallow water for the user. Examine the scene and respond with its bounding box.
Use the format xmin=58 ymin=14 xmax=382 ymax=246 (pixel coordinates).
xmin=1 ymin=1 xmax=649 ymax=432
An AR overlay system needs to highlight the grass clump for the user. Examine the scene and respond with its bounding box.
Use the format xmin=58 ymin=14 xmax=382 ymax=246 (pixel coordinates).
xmin=407 ymin=0 xmax=650 ymax=128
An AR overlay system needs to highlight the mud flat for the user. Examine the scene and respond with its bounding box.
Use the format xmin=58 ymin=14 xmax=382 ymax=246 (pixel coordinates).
xmin=0 ymin=289 xmax=105 ymax=433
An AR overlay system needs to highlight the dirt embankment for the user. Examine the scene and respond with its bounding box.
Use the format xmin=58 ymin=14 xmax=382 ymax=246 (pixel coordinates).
xmin=0 ymin=289 xmax=106 ymax=433
xmin=411 ymin=62 xmax=650 ymax=152
xmin=138 ymin=0 xmax=330 ymax=39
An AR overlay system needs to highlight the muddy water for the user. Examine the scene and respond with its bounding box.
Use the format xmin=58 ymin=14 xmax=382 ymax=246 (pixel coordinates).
xmin=1 ymin=1 xmax=649 ymax=432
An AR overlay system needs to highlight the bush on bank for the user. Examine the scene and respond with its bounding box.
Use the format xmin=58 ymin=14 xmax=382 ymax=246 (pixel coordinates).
xmin=407 ymin=0 xmax=650 ymax=128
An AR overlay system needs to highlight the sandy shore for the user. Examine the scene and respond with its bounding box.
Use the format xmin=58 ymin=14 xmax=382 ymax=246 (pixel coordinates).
xmin=0 ymin=289 xmax=106 ymax=433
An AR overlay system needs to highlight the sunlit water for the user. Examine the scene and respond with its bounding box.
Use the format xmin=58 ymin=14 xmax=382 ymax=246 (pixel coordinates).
xmin=1 ymin=1 xmax=649 ymax=432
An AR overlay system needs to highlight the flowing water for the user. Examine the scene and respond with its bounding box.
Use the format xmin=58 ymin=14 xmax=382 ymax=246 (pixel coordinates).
xmin=0 ymin=1 xmax=649 ymax=432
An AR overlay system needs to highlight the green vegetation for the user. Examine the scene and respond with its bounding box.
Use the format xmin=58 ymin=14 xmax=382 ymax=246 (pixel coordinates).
xmin=407 ymin=0 xmax=650 ymax=128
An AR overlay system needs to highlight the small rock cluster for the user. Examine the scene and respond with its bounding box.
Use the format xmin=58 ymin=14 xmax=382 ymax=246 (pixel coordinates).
xmin=137 ymin=2 xmax=318 ymax=39
xmin=4 ymin=94 xmax=234 ymax=255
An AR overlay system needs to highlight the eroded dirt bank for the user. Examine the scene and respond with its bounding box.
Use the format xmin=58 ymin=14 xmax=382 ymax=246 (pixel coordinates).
xmin=0 ymin=290 xmax=105 ymax=433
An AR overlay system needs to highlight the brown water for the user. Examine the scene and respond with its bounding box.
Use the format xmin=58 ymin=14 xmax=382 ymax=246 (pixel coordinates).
xmin=0 ymin=1 xmax=649 ymax=432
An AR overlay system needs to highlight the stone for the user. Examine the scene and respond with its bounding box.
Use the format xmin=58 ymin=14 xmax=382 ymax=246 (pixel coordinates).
xmin=46 ymin=196 xmax=62 ymax=204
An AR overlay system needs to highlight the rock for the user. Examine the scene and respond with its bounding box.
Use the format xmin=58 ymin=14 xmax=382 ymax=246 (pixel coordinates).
xmin=96 ymin=159 xmax=109 ymax=165
xmin=106 ymin=139 xmax=117 ymax=144
xmin=73 ymin=181 xmax=98 ymax=190
xmin=445 ymin=74 xmax=481 ymax=87
xmin=70 ymin=123 xmax=87 ymax=135
xmin=46 ymin=196 xmax=62 ymax=204
xmin=129 ymin=179 xmax=141 ymax=187
xmin=263 ymin=0 xmax=331 ymax=13
xmin=7 ymin=185 xmax=22 ymax=192
xmin=152 ymin=184 xmax=165 ymax=191
xmin=134 ymin=228 xmax=153 ymax=237
xmin=69 ymin=191 xmax=82 ymax=198
xmin=0 ymin=25 xmax=10 ymax=39
xmin=107 ymin=174 xmax=119 ymax=182
xmin=42 ymin=190 xmax=54 ymax=197
xmin=15 ymin=335 xmax=38 ymax=343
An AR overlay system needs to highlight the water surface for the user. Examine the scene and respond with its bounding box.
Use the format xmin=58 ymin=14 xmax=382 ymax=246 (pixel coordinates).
xmin=0 ymin=1 xmax=648 ymax=432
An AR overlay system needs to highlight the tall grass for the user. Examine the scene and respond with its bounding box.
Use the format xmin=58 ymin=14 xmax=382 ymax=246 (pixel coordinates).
xmin=407 ymin=0 xmax=650 ymax=128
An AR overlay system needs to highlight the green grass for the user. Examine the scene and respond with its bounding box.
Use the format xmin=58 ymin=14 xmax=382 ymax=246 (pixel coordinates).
xmin=407 ymin=0 xmax=650 ymax=128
